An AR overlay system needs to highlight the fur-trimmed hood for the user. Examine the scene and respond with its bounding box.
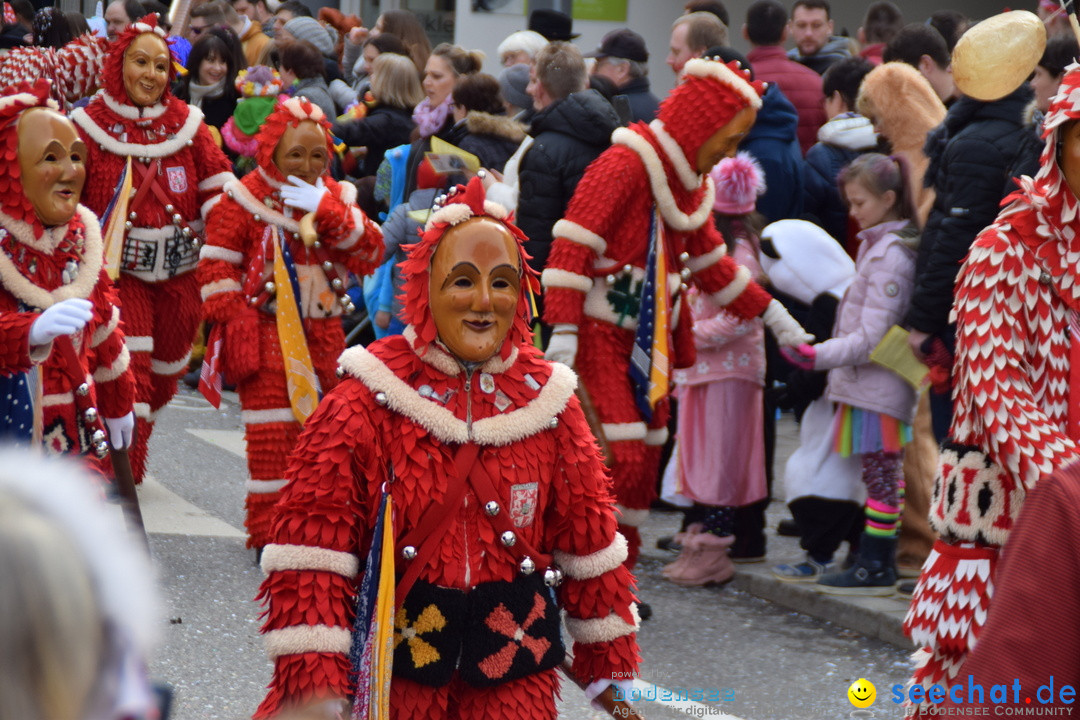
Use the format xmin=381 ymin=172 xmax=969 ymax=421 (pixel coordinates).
xmin=464 ymin=110 xmax=528 ymax=144
xmin=857 ymin=62 xmax=946 ymax=156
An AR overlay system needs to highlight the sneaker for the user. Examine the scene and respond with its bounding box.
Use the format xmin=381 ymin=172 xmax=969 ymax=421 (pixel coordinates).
xmin=777 ymin=518 xmax=800 ymax=537
xmin=896 ymin=579 xmax=916 ymax=596
xmin=772 ymin=557 xmax=834 ymax=582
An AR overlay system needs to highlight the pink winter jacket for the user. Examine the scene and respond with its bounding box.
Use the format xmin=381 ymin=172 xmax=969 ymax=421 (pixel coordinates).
xmin=674 ymin=237 xmax=766 ymax=388
xmin=813 ymin=219 xmax=918 ymax=423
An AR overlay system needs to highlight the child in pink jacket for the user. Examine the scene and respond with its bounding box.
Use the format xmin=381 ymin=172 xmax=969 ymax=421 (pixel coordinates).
xmin=782 ymin=153 xmax=920 ymax=595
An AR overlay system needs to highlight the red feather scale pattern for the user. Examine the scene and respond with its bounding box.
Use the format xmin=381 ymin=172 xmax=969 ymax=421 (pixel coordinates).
xmin=903 ymin=74 xmax=1080 ymax=700
xmin=256 ymin=652 xmax=353 ymax=719
xmin=256 ymin=336 xmax=638 ymax=717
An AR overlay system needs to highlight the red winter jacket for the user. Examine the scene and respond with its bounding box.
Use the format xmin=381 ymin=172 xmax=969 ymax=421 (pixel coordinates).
xmin=747 ymin=46 xmax=826 ymax=156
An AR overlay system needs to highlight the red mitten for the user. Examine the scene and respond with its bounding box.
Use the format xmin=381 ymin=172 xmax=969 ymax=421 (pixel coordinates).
xmin=224 ymin=309 xmax=261 ymax=385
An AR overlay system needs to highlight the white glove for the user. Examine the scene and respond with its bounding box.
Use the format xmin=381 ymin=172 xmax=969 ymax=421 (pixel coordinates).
xmin=28 ymin=298 xmax=94 ymax=346
xmin=544 ymin=324 xmax=578 ymax=368
xmin=585 ymin=678 xmax=636 ymax=710
xmin=281 ymin=175 xmax=329 ymax=214
xmin=762 ymin=298 xmax=814 ymax=347
xmin=103 ymin=411 xmax=136 ymax=450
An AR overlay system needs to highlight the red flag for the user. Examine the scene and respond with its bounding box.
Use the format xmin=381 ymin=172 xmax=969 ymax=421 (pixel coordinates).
xmin=199 ymin=324 xmax=224 ymax=408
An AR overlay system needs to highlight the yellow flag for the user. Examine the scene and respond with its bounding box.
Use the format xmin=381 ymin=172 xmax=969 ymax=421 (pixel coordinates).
xmin=102 ymin=156 xmax=133 ymax=280
xmin=372 ymin=495 xmax=395 ymax=719
xmin=272 ymin=229 xmax=319 ymax=423
xmin=647 ymin=213 xmax=671 ymax=410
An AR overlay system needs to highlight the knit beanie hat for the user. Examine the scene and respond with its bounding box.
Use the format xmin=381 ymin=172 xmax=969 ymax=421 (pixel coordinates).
xmin=656 ymin=57 xmax=764 ymax=163
xmin=710 ymin=151 xmax=765 ymax=215
xmin=284 ymin=16 xmax=333 ymax=57
xmin=498 ymin=63 xmax=531 ymax=110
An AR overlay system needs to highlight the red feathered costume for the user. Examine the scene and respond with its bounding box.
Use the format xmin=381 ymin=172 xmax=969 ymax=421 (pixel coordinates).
xmin=198 ymin=96 xmax=382 ymax=549
xmin=70 ymin=18 xmax=234 ymax=482
xmin=542 ymin=59 xmax=809 ymax=567
xmin=903 ymin=68 xmax=1080 ymax=707
xmin=256 ymin=179 xmax=639 ymax=719
xmin=0 ymin=81 xmax=133 ymax=465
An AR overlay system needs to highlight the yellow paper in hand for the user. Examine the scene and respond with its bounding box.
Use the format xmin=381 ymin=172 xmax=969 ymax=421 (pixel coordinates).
xmin=870 ymin=325 xmax=928 ymax=389
xmin=428 ymin=137 xmax=481 ymax=173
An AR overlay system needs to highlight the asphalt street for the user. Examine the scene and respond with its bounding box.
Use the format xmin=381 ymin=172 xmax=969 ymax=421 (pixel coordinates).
xmin=141 ymin=386 xmax=913 ymax=720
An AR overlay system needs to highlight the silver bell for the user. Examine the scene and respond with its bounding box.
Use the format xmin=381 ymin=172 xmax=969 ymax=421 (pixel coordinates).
xmin=519 ymin=556 xmax=535 ymax=575
xmin=191 ymin=238 xmax=201 ymax=249
xmin=549 ymin=417 xmax=558 ymax=429
xmin=680 ymin=267 xmax=692 ymax=281
xmin=401 ymin=545 xmax=417 ymax=560
xmin=331 ymin=278 xmax=344 ymax=290
xmin=84 ymin=407 xmax=98 ymax=423
xmin=172 ymin=213 xmax=183 ymax=225
xmin=91 ymin=429 xmax=107 ymax=445
xmin=623 ymin=264 xmax=633 ymax=274
xmin=336 ymin=367 xmax=345 ymax=378
xmin=128 ymin=211 xmax=137 ymax=221
xmin=544 ymin=569 xmax=559 ymax=587
xmin=76 ymin=383 xmax=89 ymax=397
xmin=323 ymin=261 xmax=334 ymax=272
xmin=165 ymin=204 xmax=175 ymax=214
xmin=124 ymin=221 xmax=133 ymax=231
xmin=264 ymin=281 xmax=276 ymax=294
xmin=485 ymin=501 xmax=499 ymax=516
xmin=313 ymin=241 xmax=322 ymax=249
xmin=95 ymin=442 xmax=110 ymax=458
xmin=606 ymin=274 xmax=616 ymax=285
xmin=679 ymin=251 xmax=690 ymax=263
xmin=374 ymin=391 xmax=387 ymax=406
xmin=501 ymin=531 xmax=516 ymax=547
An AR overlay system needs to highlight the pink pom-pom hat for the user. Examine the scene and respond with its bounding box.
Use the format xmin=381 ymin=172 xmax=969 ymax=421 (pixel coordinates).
xmin=710 ymin=151 xmax=766 ymax=215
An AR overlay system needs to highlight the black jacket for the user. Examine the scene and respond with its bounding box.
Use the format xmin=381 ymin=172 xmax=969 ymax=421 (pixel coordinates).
xmin=332 ymin=105 xmax=416 ymax=178
xmin=616 ymin=76 xmax=659 ymax=124
xmin=906 ymin=86 xmax=1041 ymax=335
xmin=517 ymin=89 xmax=619 ymax=271
xmin=444 ymin=111 xmax=528 ymax=174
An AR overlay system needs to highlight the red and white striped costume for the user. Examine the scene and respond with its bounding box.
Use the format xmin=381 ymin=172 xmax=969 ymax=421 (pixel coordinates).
xmin=256 ymin=181 xmax=638 ymax=719
xmin=70 ymin=21 xmax=233 ymax=482
xmin=542 ymin=59 xmax=804 ymax=567
xmin=0 ymin=34 xmax=107 ymax=108
xmin=904 ymin=66 xmax=1080 ymax=699
xmin=198 ymin=98 xmax=382 ymax=548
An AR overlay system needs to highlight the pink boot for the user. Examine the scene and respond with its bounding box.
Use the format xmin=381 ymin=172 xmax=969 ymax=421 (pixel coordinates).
xmin=664 ymin=533 xmax=736 ymax=587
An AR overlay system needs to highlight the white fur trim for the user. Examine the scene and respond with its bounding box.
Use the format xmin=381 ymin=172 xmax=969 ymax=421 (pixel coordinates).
xmin=91 ymin=306 xmax=121 ymax=348
xmin=601 ymin=422 xmax=647 ymax=442
xmin=649 ymin=120 xmax=700 ymax=191
xmin=133 ymin=402 xmax=152 ymax=419
xmin=246 ymin=478 xmax=289 ymax=493
xmin=685 ymin=245 xmax=726 ymax=274
xmin=200 ymin=277 xmax=242 ymax=300
xmin=339 ymin=182 xmax=357 ymax=205
xmin=0 ymin=92 xmax=57 ymax=114
xmin=201 ymin=194 xmax=222 ymax=221
xmin=645 ymin=428 xmax=669 ymax=446
xmin=564 ymin=606 xmax=640 ymax=644
xmin=199 ymin=245 xmax=244 ymax=265
xmin=402 ymin=327 xmax=519 ymax=376
xmin=615 ymin=505 xmax=649 ymax=527
xmin=712 ymin=265 xmax=752 ymax=307
xmin=424 ymin=202 xmax=472 ymax=231
xmin=130 ymin=21 xmax=167 ymax=38
xmin=261 ymin=543 xmax=359 ymax=578
xmin=554 ymin=534 xmax=628 ymax=580
xmin=125 ymin=336 xmax=153 ymax=353
xmin=41 ymin=391 xmax=74 ymax=406
xmin=99 ymin=91 xmax=167 ymax=120
xmin=334 ymin=207 xmax=367 ymax=251
xmin=483 ymin=200 xmax=508 ymax=220
xmin=93 ymin=345 xmax=130 ymax=383
xmin=683 ymin=58 xmax=762 ymax=110
xmin=242 ymin=408 xmax=296 ymax=424
xmin=0 ymin=206 xmax=103 ymax=310
xmin=150 ymin=355 xmax=189 ymax=376
xmin=72 ymin=104 xmax=204 ymax=159
xmin=612 ymin=127 xmax=715 ymax=232
xmin=553 ymin=219 xmax=606 ymax=255
xmin=264 ymin=625 xmax=351 ymax=659
xmin=541 ymin=268 xmax=593 ymax=294
xmin=281 ymin=95 xmax=324 ymax=122
xmin=197 ymin=172 xmax=234 ymax=192
xmin=337 ymin=345 xmax=575 ymax=446
xmin=225 ymin=179 xmax=298 ymax=233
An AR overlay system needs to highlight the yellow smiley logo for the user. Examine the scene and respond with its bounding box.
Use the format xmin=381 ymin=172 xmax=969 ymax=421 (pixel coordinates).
xmin=847 ymin=678 xmax=876 ymax=708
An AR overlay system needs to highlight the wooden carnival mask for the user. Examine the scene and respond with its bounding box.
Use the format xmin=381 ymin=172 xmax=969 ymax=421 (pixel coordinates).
xmin=16 ymin=108 xmax=87 ymax=227
xmin=272 ymin=120 xmax=329 ymax=187
xmin=696 ymin=105 xmax=756 ymax=175
xmin=428 ymin=217 xmax=521 ymax=364
xmin=123 ymin=33 xmax=171 ymax=107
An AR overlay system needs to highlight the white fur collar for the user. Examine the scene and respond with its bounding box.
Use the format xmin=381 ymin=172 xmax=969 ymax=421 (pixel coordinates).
xmin=258 ymin=167 xmax=284 ymax=190
xmin=226 ymin=178 xmax=299 ymax=233
xmin=0 ymin=209 xmax=66 ymax=254
xmin=612 ymin=126 xmax=715 ymax=232
xmin=337 ymin=343 xmax=576 ymax=446
xmin=100 ymin=91 xmax=168 ymax=120
xmin=71 ymin=103 xmax=203 ymax=159
xmin=0 ymin=205 xmax=104 ymax=309
xmin=649 ymin=120 xmax=700 ymax=191
xmin=403 ymin=326 xmax=519 ymax=375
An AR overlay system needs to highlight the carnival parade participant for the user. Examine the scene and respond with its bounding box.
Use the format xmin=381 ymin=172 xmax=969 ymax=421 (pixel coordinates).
xmin=255 ymin=177 xmax=639 ymax=719
xmin=198 ymin=94 xmax=383 ymax=551
xmin=541 ymin=57 xmax=812 ymax=571
xmin=71 ymin=16 xmax=234 ymax=482
xmin=904 ymin=63 xmax=1080 ymax=704
xmin=0 ymin=79 xmax=134 ymax=466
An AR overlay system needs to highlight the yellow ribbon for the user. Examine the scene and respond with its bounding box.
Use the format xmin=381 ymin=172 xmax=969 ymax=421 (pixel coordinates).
xmin=271 ymin=228 xmax=319 ymax=423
